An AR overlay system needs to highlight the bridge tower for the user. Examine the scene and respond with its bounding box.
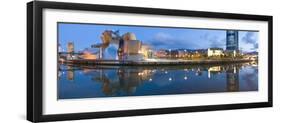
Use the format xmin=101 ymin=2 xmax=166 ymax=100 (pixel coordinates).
xmin=67 ymin=42 xmax=74 ymax=60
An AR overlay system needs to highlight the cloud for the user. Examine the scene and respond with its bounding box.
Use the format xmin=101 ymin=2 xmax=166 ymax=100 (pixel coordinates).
xmin=251 ymin=43 xmax=258 ymax=50
xmin=242 ymin=32 xmax=256 ymax=44
xmin=200 ymin=33 xmax=225 ymax=49
xmin=154 ymin=32 xmax=173 ymax=41
xmin=148 ymin=32 xmax=198 ymax=49
xmin=209 ymin=36 xmax=225 ymax=48
xmin=242 ymin=32 xmax=258 ymax=50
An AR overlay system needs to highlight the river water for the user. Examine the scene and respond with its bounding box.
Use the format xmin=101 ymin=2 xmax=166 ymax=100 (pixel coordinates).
xmin=58 ymin=61 xmax=258 ymax=99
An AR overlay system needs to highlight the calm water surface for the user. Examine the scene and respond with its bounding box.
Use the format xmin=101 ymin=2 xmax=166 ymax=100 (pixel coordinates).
xmin=58 ymin=62 xmax=258 ymax=99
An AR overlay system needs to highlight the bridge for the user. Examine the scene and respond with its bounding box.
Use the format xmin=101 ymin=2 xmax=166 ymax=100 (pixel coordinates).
xmin=58 ymin=52 xmax=84 ymax=55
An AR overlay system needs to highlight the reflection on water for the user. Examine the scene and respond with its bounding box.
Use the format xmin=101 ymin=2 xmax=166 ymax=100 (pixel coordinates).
xmin=58 ymin=62 xmax=258 ymax=99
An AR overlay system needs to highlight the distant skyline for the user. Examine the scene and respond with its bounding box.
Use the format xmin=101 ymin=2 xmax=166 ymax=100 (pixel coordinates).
xmin=58 ymin=23 xmax=259 ymax=52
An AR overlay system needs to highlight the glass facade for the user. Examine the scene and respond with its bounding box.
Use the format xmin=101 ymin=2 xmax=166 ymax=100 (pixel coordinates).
xmin=226 ymin=30 xmax=239 ymax=51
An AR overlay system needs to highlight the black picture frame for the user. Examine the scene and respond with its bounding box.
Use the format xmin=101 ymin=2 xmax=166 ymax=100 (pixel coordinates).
xmin=27 ymin=1 xmax=273 ymax=122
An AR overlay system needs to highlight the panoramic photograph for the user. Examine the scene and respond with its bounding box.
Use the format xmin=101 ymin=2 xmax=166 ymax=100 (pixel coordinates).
xmin=57 ymin=22 xmax=259 ymax=99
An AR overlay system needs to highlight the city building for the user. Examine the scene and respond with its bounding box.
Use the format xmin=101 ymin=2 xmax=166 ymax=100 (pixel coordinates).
xmin=123 ymin=40 xmax=143 ymax=61
xmin=226 ymin=30 xmax=239 ymax=51
xmin=155 ymin=49 xmax=168 ymax=58
xmin=140 ymin=44 xmax=153 ymax=59
xmin=170 ymin=50 xmax=179 ymax=58
xmin=67 ymin=42 xmax=74 ymax=53
xmin=80 ymin=48 xmax=99 ymax=60
xmin=58 ymin=43 xmax=63 ymax=52
xmin=177 ymin=50 xmax=187 ymax=58
xmin=95 ymin=31 xmax=147 ymax=61
xmin=99 ymin=30 xmax=119 ymax=60
xmin=244 ymin=51 xmax=258 ymax=60
xmin=226 ymin=30 xmax=239 ymax=57
xmin=207 ymin=48 xmax=224 ymax=57
xmin=119 ymin=32 xmax=137 ymax=60
xmin=124 ymin=40 xmax=141 ymax=55
xmin=67 ymin=42 xmax=74 ymax=60
xmin=122 ymin=32 xmax=137 ymax=41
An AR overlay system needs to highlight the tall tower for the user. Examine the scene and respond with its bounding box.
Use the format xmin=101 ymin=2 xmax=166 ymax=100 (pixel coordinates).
xmin=67 ymin=42 xmax=74 ymax=53
xmin=67 ymin=42 xmax=74 ymax=60
xmin=226 ymin=30 xmax=239 ymax=51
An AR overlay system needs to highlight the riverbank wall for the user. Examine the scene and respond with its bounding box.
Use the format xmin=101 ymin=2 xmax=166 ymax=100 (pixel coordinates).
xmin=64 ymin=59 xmax=254 ymax=66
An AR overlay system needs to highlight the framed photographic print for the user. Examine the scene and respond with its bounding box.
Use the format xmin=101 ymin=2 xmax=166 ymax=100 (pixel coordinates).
xmin=27 ymin=1 xmax=273 ymax=122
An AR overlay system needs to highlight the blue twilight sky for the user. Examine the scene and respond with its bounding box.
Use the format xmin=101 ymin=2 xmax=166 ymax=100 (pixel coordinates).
xmin=58 ymin=23 xmax=259 ymax=52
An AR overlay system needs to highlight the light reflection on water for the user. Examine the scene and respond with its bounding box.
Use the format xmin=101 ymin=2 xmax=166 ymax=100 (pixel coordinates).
xmin=58 ymin=62 xmax=258 ymax=99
